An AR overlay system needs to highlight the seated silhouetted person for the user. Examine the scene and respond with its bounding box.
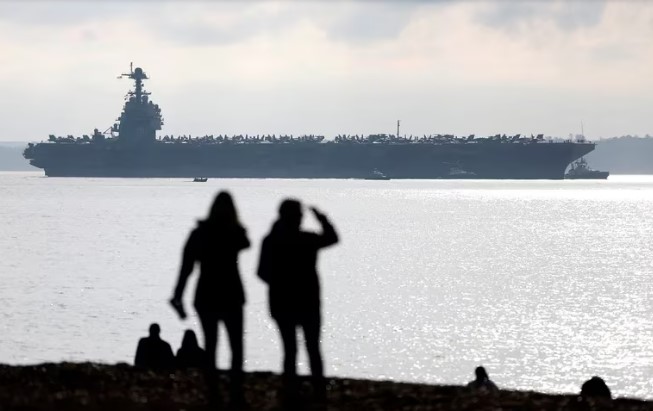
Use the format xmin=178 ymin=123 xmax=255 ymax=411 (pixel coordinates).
xmin=176 ymin=329 xmax=207 ymax=369
xmin=258 ymin=199 xmax=338 ymax=400
xmin=134 ymin=323 xmax=175 ymax=370
xmin=466 ymin=366 xmax=498 ymax=392
xmin=580 ymin=376 xmax=611 ymax=400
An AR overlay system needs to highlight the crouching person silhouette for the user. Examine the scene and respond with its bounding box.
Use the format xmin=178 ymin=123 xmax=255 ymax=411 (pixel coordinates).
xmin=134 ymin=323 xmax=175 ymax=371
xmin=176 ymin=329 xmax=207 ymax=369
xmin=170 ymin=191 xmax=250 ymax=406
xmin=258 ymin=199 xmax=339 ymax=402
xmin=466 ymin=366 xmax=499 ymax=392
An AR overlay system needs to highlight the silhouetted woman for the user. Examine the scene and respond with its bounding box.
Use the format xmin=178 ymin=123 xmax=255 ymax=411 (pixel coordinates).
xmin=170 ymin=191 xmax=250 ymax=399
xmin=176 ymin=329 xmax=207 ymax=369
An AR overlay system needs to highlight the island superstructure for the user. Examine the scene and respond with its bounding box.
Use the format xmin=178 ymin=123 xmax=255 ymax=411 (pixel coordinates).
xmin=24 ymin=64 xmax=595 ymax=179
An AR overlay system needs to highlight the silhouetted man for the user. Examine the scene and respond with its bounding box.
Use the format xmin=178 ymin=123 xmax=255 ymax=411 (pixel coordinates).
xmin=466 ymin=366 xmax=499 ymax=392
xmin=258 ymin=199 xmax=338 ymax=400
xmin=134 ymin=323 xmax=174 ymax=370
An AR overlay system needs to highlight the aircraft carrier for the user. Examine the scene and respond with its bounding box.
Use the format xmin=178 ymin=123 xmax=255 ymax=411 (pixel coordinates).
xmin=24 ymin=64 xmax=595 ymax=179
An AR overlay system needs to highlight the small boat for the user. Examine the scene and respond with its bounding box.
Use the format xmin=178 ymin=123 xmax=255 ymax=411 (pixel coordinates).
xmin=364 ymin=169 xmax=391 ymax=180
xmin=193 ymin=177 xmax=208 ymax=182
xmin=448 ymin=167 xmax=476 ymax=178
xmin=565 ymin=158 xmax=609 ymax=180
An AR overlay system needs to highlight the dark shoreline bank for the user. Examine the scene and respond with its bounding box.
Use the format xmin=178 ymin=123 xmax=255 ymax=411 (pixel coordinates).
xmin=0 ymin=362 xmax=651 ymax=410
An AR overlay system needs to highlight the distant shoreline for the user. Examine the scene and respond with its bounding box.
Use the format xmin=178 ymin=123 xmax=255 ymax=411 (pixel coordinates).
xmin=0 ymin=362 xmax=651 ymax=410
xmin=0 ymin=144 xmax=37 ymax=171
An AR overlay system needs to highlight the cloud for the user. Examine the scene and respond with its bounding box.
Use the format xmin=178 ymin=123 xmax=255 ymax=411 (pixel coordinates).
xmin=0 ymin=1 xmax=442 ymax=47
xmin=307 ymin=2 xmax=438 ymax=44
xmin=474 ymin=0 xmax=606 ymax=31
xmin=0 ymin=1 xmax=652 ymax=140
xmin=0 ymin=1 xmax=148 ymax=26
xmin=147 ymin=2 xmax=438 ymax=46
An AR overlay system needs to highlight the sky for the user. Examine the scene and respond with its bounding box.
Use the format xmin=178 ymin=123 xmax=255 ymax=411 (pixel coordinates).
xmin=0 ymin=0 xmax=651 ymax=142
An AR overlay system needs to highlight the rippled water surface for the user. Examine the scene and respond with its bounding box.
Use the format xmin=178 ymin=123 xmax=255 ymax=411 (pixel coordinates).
xmin=1 ymin=172 xmax=652 ymax=398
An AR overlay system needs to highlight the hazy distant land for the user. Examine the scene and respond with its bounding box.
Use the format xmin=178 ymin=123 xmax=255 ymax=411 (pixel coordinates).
xmin=0 ymin=143 xmax=37 ymax=171
xmin=585 ymin=136 xmax=653 ymax=174
xmin=1 ymin=137 xmax=652 ymax=174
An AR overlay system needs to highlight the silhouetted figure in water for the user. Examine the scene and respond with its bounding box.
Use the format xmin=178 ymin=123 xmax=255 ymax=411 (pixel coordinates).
xmin=134 ymin=323 xmax=175 ymax=370
xmin=170 ymin=191 xmax=250 ymax=404
xmin=258 ymin=199 xmax=339 ymax=401
xmin=466 ymin=366 xmax=499 ymax=392
xmin=176 ymin=329 xmax=207 ymax=369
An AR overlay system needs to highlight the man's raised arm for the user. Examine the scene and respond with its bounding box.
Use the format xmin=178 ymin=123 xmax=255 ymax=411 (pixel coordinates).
xmin=311 ymin=207 xmax=339 ymax=248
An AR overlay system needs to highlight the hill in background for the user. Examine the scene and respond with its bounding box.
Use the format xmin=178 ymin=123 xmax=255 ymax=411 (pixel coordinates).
xmin=585 ymin=136 xmax=653 ymax=174
xmin=0 ymin=143 xmax=36 ymax=171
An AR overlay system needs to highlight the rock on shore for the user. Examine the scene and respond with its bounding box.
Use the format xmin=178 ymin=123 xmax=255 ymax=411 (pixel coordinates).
xmin=0 ymin=362 xmax=651 ymax=411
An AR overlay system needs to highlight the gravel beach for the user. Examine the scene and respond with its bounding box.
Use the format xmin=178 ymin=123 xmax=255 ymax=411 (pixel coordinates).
xmin=0 ymin=363 xmax=651 ymax=411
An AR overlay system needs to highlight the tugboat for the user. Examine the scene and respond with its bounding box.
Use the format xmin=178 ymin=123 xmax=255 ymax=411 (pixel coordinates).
xmin=443 ymin=161 xmax=477 ymax=179
xmin=364 ymin=169 xmax=391 ymax=180
xmin=565 ymin=157 xmax=609 ymax=179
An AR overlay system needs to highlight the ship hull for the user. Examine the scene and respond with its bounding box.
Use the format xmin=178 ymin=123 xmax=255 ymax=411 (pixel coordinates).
xmin=565 ymin=171 xmax=610 ymax=180
xmin=25 ymin=141 xmax=595 ymax=179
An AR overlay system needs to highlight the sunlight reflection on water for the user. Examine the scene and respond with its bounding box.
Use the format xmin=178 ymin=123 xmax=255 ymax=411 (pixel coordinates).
xmin=0 ymin=172 xmax=652 ymax=399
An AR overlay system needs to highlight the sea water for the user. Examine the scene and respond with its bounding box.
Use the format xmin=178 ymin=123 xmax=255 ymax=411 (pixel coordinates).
xmin=0 ymin=172 xmax=651 ymax=399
